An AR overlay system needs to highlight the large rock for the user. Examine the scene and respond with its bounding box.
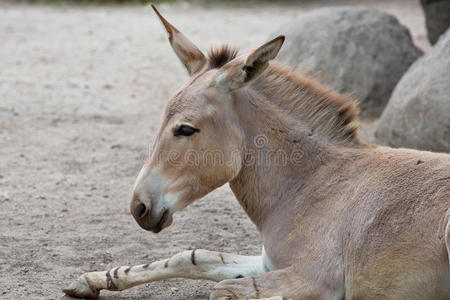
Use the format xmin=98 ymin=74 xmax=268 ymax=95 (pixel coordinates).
xmin=420 ymin=0 xmax=450 ymax=45
xmin=375 ymin=30 xmax=450 ymax=153
xmin=271 ymin=7 xmax=423 ymax=118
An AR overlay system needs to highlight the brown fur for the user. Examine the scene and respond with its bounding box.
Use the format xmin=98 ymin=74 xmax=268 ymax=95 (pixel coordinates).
xmin=131 ymin=8 xmax=450 ymax=300
xmin=64 ymin=9 xmax=450 ymax=300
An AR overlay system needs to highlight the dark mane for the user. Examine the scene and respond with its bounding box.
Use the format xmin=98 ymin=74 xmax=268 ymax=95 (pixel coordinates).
xmin=208 ymin=45 xmax=239 ymax=69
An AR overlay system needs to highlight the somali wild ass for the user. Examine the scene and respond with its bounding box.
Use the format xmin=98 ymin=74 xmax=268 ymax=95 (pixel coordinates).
xmin=64 ymin=5 xmax=450 ymax=300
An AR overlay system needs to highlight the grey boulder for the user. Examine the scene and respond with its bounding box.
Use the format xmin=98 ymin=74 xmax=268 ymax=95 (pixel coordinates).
xmin=375 ymin=30 xmax=450 ymax=153
xmin=271 ymin=7 xmax=423 ymax=118
xmin=420 ymin=0 xmax=450 ymax=45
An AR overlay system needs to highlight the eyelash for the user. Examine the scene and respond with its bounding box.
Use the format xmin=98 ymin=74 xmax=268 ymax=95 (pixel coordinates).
xmin=173 ymin=124 xmax=199 ymax=137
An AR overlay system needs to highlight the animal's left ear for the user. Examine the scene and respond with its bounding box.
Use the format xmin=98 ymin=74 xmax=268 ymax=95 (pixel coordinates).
xmin=214 ymin=36 xmax=285 ymax=92
xmin=151 ymin=4 xmax=207 ymax=76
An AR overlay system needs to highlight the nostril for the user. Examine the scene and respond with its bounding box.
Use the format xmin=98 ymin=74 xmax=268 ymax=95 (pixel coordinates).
xmin=135 ymin=203 xmax=148 ymax=219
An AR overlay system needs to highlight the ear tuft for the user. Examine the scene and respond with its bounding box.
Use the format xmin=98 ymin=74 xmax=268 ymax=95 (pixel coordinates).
xmin=208 ymin=45 xmax=239 ymax=69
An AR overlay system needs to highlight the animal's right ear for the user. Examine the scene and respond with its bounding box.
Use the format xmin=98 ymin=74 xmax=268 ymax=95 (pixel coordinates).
xmin=151 ymin=5 xmax=207 ymax=76
xmin=212 ymin=36 xmax=285 ymax=92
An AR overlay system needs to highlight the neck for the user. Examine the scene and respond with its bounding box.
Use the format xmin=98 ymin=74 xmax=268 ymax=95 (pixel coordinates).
xmin=229 ymin=88 xmax=336 ymax=231
xmin=228 ymin=63 xmax=366 ymax=231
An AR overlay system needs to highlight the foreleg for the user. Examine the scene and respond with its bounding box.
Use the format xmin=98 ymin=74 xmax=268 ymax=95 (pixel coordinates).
xmin=63 ymin=249 xmax=265 ymax=298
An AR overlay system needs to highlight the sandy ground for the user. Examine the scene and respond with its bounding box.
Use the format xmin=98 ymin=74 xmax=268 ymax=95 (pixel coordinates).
xmin=0 ymin=0 xmax=428 ymax=299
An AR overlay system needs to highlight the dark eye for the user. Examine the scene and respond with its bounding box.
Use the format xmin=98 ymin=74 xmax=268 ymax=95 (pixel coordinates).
xmin=173 ymin=124 xmax=199 ymax=137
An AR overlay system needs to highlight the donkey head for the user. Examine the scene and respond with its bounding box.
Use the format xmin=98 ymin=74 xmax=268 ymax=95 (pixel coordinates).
xmin=130 ymin=5 xmax=284 ymax=233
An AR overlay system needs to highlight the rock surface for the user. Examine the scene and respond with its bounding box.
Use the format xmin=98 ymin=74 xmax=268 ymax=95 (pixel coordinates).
xmin=271 ymin=7 xmax=423 ymax=118
xmin=376 ymin=30 xmax=450 ymax=153
xmin=420 ymin=0 xmax=450 ymax=45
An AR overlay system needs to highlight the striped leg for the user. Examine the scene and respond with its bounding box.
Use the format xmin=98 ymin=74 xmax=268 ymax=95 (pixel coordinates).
xmin=63 ymin=249 xmax=265 ymax=298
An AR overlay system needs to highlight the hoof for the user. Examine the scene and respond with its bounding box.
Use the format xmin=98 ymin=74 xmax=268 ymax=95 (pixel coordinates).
xmin=63 ymin=277 xmax=99 ymax=299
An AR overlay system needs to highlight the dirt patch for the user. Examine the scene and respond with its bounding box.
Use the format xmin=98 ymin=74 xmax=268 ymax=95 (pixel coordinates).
xmin=0 ymin=1 xmax=426 ymax=299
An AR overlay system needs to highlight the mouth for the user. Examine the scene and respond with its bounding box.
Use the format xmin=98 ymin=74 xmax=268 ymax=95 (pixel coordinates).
xmin=152 ymin=209 xmax=169 ymax=233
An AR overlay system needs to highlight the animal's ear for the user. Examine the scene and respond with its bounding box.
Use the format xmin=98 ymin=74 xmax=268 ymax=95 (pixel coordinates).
xmin=151 ymin=5 xmax=207 ymax=76
xmin=213 ymin=36 xmax=285 ymax=92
